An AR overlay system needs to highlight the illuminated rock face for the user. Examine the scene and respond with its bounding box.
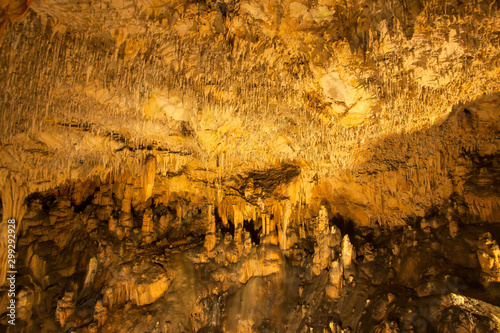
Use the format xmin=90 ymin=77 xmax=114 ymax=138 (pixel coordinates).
xmin=4 ymin=181 xmax=500 ymax=332
xmin=0 ymin=0 xmax=500 ymax=332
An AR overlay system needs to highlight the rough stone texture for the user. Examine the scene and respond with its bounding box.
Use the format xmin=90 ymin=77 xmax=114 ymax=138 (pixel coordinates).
xmin=0 ymin=0 xmax=500 ymax=332
xmin=0 ymin=182 xmax=497 ymax=332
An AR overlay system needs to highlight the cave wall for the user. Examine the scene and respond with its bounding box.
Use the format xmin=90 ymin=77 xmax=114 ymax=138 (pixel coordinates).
xmin=0 ymin=0 xmax=500 ymax=331
xmin=0 ymin=0 xmax=498 ymax=229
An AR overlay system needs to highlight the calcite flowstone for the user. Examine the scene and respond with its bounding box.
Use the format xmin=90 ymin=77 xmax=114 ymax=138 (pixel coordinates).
xmin=238 ymin=244 xmax=284 ymax=284
xmin=102 ymin=264 xmax=172 ymax=307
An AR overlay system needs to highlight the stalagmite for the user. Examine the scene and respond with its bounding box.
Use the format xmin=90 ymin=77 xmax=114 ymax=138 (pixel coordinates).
xmin=313 ymin=205 xmax=337 ymax=275
xmin=318 ymin=205 xmax=329 ymax=233
xmin=326 ymin=260 xmax=343 ymax=299
xmin=94 ymin=300 xmax=108 ymax=327
xmin=118 ymin=183 xmax=134 ymax=239
xmin=341 ymin=235 xmax=355 ymax=279
xmin=477 ymin=233 xmax=500 ymax=285
xmin=108 ymin=214 xmax=117 ymax=232
xmin=55 ymin=292 xmax=76 ymax=328
xmin=158 ymin=214 xmax=170 ymax=236
xmin=449 ymin=220 xmax=459 ymax=238
xmin=1 ymin=0 xmax=500 ymax=331
xmin=83 ymin=257 xmax=98 ymax=292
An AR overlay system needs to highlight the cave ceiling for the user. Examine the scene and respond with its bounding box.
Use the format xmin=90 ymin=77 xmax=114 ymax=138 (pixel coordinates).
xmin=1 ymin=0 xmax=500 ymax=332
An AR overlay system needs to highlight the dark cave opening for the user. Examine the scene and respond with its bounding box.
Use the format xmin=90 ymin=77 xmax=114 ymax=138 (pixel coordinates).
xmin=214 ymin=206 xmax=234 ymax=236
xmin=73 ymin=193 xmax=95 ymax=213
xmin=329 ymin=213 xmax=356 ymax=245
xmin=25 ymin=191 xmax=51 ymax=212
xmin=243 ymin=219 xmax=261 ymax=245
xmin=421 ymin=206 xmax=443 ymax=223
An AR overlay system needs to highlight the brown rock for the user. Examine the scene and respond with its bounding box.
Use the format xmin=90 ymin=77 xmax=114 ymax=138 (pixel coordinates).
xmin=55 ymin=292 xmax=75 ymax=328
xmin=141 ymin=208 xmax=156 ymax=244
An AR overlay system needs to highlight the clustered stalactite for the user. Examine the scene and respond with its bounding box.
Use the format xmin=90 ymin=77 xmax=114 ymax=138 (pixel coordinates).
xmin=0 ymin=0 xmax=500 ymax=332
xmin=5 ymin=169 xmax=500 ymax=331
xmin=0 ymin=0 xmax=499 ymax=187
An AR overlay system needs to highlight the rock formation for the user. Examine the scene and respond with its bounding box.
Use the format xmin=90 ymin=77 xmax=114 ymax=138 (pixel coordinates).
xmin=0 ymin=0 xmax=500 ymax=331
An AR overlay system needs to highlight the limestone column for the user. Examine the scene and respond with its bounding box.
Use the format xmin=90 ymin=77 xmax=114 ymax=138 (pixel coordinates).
xmin=269 ymin=217 xmax=276 ymax=234
xmin=273 ymin=204 xmax=281 ymax=235
xmin=207 ymin=204 xmax=216 ymax=234
xmin=262 ymin=213 xmax=270 ymax=236
xmin=121 ymin=184 xmax=133 ymax=214
xmin=266 ymin=214 xmax=270 ymax=236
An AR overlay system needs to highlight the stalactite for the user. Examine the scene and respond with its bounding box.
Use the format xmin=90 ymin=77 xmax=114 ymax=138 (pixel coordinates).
xmin=142 ymin=155 xmax=156 ymax=201
xmin=233 ymin=205 xmax=244 ymax=254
